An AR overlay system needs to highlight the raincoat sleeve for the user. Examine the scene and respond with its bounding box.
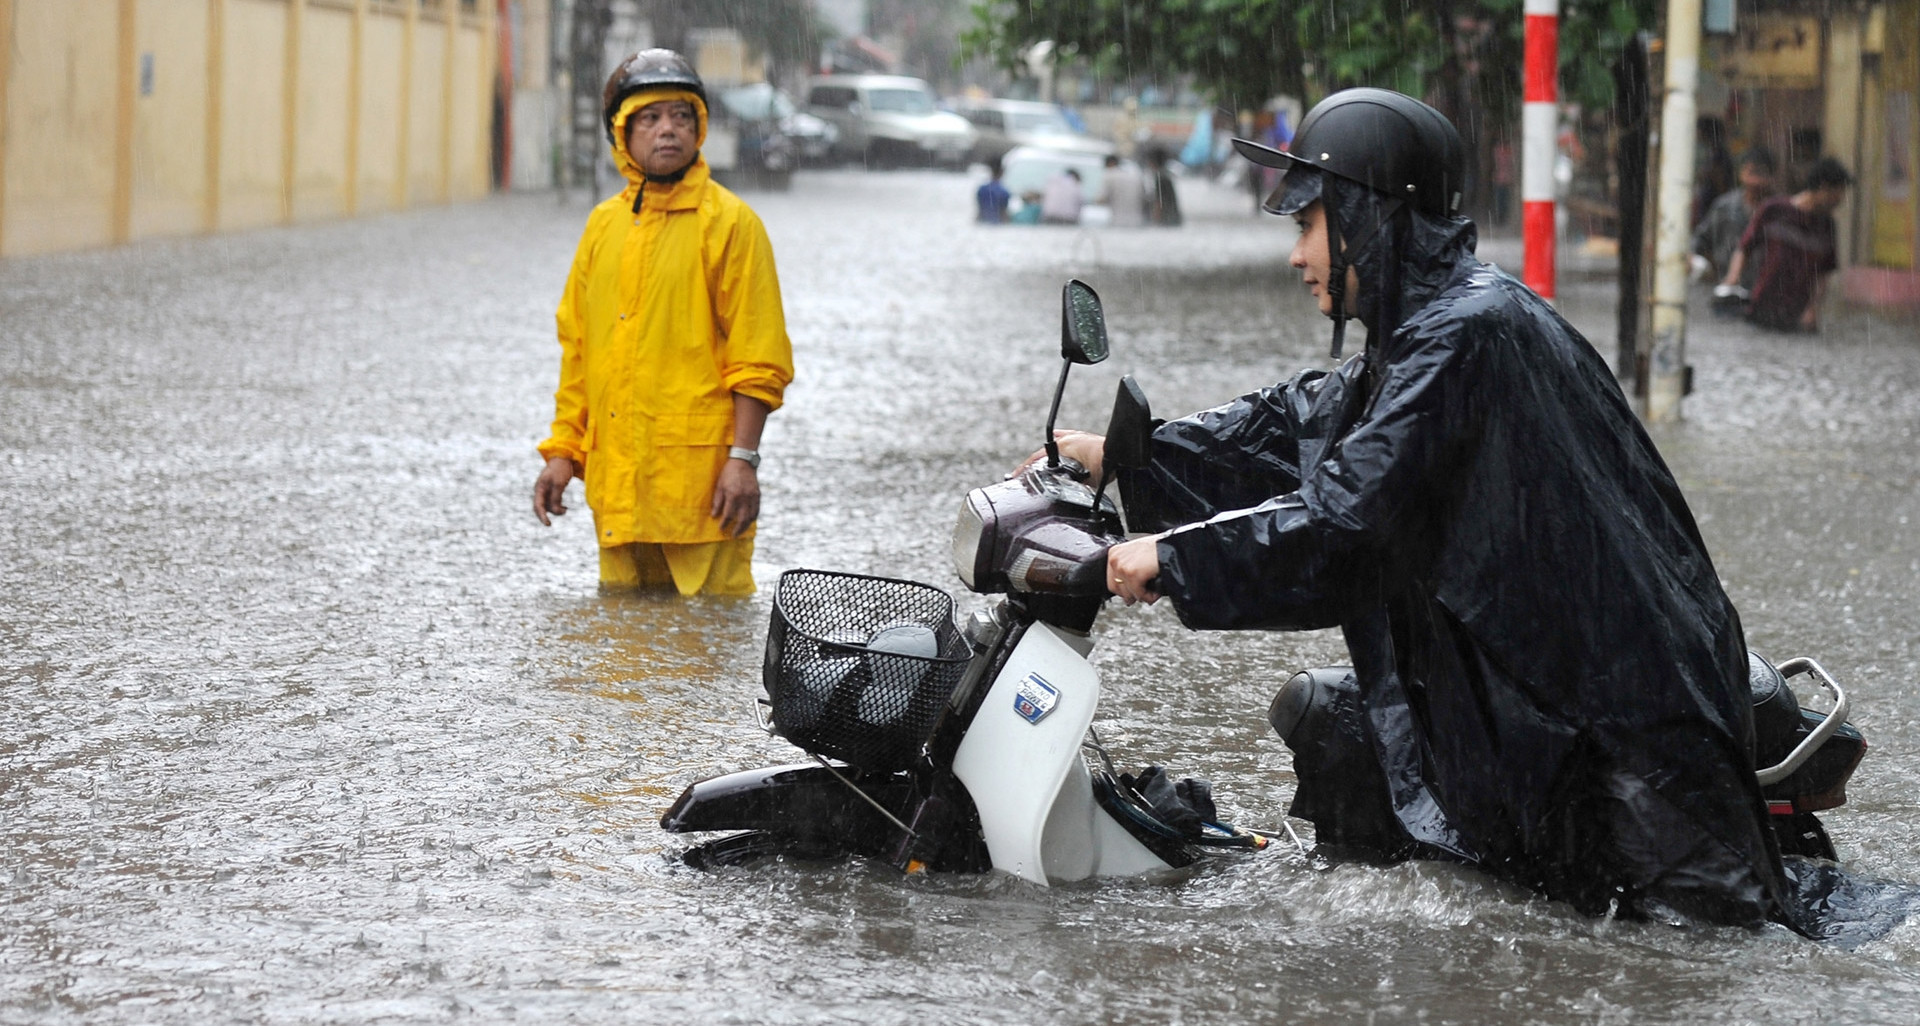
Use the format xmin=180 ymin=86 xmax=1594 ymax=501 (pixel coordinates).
xmin=1156 ymin=318 xmax=1483 ymax=631
xmin=711 ymin=206 xmax=794 ymax=412
xmin=1119 ymin=366 xmax=1336 ymax=530
xmin=537 ymin=218 xmax=597 ymax=467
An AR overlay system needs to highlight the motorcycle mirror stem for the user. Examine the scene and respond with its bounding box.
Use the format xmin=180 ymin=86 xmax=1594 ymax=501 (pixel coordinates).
xmin=1047 ymin=280 xmax=1111 ymax=469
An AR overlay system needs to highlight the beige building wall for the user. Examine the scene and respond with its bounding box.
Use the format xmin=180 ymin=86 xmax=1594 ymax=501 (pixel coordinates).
xmin=4 ymin=0 xmax=122 ymax=255
xmin=0 ymin=0 xmax=498 ymax=258
xmin=220 ymin=0 xmax=288 ymax=232
xmin=294 ymin=3 xmax=354 ymax=221
xmin=358 ymin=10 xmax=406 ymax=214
xmin=131 ymin=0 xmax=212 ymax=240
xmin=450 ymin=12 xmax=484 ymax=199
xmin=407 ymin=8 xmax=444 ymax=205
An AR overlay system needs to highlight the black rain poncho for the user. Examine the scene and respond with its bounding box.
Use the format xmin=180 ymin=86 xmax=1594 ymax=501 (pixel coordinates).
xmin=1119 ymin=174 xmax=1790 ymax=926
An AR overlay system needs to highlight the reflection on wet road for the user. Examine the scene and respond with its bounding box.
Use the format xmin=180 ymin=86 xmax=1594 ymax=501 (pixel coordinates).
xmin=4 ymin=169 xmax=1919 ymax=1023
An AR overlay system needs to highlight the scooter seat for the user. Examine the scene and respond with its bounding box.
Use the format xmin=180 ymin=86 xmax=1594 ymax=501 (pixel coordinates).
xmin=1749 ymin=650 xmax=1805 ymax=761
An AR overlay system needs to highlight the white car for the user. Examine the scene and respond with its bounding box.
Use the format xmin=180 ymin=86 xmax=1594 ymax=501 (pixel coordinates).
xmin=954 ymin=98 xmax=1114 ymax=166
xmin=805 ymin=74 xmax=977 ymax=169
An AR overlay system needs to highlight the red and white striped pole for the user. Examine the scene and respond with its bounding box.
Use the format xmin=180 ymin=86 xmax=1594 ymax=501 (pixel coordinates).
xmin=1522 ymin=0 xmax=1559 ymax=302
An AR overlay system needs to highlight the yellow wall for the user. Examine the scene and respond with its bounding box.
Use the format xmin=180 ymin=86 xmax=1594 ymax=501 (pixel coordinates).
xmin=220 ymin=0 xmax=287 ymax=232
xmin=132 ymin=0 xmax=212 ymax=240
xmin=358 ymin=10 xmax=405 ymax=214
xmin=294 ymin=3 xmax=353 ymax=221
xmin=1868 ymin=2 xmax=1917 ymax=269
xmin=408 ymin=7 xmax=442 ymax=205
xmin=450 ymin=10 xmax=483 ymax=199
xmin=5 ymin=0 xmax=122 ymax=254
xmin=0 ymin=0 xmax=496 ymax=258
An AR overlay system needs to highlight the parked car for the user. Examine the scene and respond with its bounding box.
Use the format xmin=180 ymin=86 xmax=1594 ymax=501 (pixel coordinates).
xmin=804 ymin=75 xmax=976 ymax=169
xmin=954 ymin=98 xmax=1114 ymax=166
xmin=719 ymin=82 xmax=837 ymax=167
xmin=706 ymin=83 xmax=798 ymax=190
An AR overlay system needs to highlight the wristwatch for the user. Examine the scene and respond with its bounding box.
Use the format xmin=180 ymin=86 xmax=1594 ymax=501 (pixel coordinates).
xmin=728 ymin=446 xmax=761 ymax=470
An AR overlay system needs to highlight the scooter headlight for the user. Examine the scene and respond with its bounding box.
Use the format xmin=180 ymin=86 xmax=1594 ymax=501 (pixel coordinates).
xmin=952 ymin=490 xmax=995 ymax=591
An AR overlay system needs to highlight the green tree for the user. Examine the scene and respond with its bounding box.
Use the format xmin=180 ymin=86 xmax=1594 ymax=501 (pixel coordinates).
xmin=964 ymin=0 xmax=1655 ymax=215
xmin=964 ymin=0 xmax=1654 ymax=120
xmin=961 ymin=0 xmax=1309 ymax=113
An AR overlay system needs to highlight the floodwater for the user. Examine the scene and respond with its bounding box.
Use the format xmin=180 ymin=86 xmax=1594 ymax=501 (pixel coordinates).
xmin=4 ymin=168 xmax=1919 ymax=1025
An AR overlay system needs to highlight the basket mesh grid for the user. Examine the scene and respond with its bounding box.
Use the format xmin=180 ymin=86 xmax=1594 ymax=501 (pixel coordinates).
xmin=764 ymin=569 xmax=969 ymax=771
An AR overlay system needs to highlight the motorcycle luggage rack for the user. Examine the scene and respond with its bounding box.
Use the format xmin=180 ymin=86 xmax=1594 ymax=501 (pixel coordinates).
xmin=1755 ymin=657 xmax=1850 ymax=787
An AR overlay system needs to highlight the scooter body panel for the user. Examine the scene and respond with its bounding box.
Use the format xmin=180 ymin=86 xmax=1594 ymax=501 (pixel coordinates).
xmin=952 ymin=621 xmax=1168 ymax=883
xmin=1041 ymin=750 xmax=1184 ymax=879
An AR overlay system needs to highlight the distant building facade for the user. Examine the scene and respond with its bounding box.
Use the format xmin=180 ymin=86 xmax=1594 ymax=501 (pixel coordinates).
xmin=1699 ymin=1 xmax=1920 ymax=307
xmin=0 ymin=0 xmax=501 ymax=258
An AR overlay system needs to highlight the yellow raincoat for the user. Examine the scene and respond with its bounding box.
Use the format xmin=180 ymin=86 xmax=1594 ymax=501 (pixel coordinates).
xmin=538 ymin=91 xmax=793 ymax=593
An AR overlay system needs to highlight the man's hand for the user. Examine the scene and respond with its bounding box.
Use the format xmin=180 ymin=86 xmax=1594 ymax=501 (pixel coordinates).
xmin=711 ymin=458 xmax=760 ymax=536
xmin=533 ymin=457 xmax=580 ymax=526
xmin=1107 ymin=534 xmax=1164 ymax=606
xmin=1014 ymin=429 xmax=1106 ymax=479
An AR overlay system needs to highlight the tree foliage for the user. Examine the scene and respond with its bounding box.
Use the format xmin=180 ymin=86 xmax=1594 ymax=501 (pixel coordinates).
xmin=961 ymin=0 xmax=1309 ymax=113
xmin=963 ymin=0 xmax=1656 ymax=119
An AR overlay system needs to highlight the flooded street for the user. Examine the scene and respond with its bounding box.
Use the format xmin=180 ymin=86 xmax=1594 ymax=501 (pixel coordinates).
xmin=5 ymin=168 xmax=1920 ymax=1024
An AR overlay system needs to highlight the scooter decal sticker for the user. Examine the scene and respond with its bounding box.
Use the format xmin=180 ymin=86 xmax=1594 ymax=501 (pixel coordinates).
xmin=1013 ymin=672 xmax=1060 ymax=724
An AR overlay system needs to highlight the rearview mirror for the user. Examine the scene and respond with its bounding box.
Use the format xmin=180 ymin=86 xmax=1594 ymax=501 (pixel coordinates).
xmin=1061 ymin=279 xmax=1109 ymax=365
xmin=1043 ymin=279 xmax=1110 ymax=469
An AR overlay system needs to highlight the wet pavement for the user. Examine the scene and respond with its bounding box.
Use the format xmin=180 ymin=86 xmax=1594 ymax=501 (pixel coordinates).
xmin=3 ymin=167 xmax=1920 ymax=1024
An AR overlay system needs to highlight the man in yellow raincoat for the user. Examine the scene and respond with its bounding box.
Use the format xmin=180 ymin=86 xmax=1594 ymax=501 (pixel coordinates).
xmin=533 ymin=49 xmax=794 ymax=596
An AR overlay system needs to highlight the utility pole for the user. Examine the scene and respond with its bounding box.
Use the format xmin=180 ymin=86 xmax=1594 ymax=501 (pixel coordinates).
xmin=1522 ymin=0 xmax=1559 ymax=303
xmin=566 ymin=0 xmax=611 ymax=201
xmin=1645 ymin=0 xmax=1703 ymax=422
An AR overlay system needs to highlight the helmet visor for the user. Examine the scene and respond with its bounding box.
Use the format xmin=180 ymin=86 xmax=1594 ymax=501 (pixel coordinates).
xmin=1232 ymin=136 xmax=1321 ymax=215
xmin=1267 ymin=167 xmax=1323 ymax=216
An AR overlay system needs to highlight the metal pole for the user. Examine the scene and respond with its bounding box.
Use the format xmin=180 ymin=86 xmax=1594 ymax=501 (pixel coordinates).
xmin=1646 ymin=0 xmax=1703 ymax=422
xmin=1522 ymin=0 xmax=1559 ymax=302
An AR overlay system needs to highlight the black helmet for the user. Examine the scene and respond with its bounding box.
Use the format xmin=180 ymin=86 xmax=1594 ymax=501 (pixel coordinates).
xmin=602 ymin=48 xmax=706 ymax=144
xmin=1232 ymin=89 xmax=1467 ymax=360
xmin=1233 ymin=88 xmax=1465 ymax=218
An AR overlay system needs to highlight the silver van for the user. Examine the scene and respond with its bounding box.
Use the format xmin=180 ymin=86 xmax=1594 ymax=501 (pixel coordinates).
xmin=804 ymin=75 xmax=977 ymax=168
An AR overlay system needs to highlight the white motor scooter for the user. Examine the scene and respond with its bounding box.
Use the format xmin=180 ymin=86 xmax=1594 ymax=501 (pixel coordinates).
xmin=661 ymin=281 xmax=1275 ymax=882
xmin=663 ymin=278 xmax=1874 ymax=884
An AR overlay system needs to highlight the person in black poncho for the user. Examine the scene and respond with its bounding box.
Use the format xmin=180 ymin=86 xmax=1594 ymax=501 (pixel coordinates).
xmin=1050 ymin=88 xmax=1798 ymax=928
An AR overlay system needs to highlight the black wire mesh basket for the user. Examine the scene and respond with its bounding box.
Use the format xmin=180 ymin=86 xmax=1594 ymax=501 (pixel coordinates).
xmin=764 ymin=569 xmax=971 ymax=771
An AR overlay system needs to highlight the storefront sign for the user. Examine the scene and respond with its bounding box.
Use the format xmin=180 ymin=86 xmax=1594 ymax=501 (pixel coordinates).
xmin=1722 ymin=15 xmax=1823 ymax=89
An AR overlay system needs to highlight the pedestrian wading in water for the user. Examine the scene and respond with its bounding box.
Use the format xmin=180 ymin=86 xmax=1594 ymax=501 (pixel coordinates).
xmin=532 ymin=49 xmax=794 ymax=595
